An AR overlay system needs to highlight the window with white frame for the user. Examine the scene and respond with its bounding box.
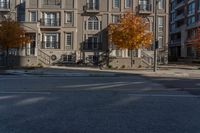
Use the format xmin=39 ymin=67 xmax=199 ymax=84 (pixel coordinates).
xmin=158 ymin=0 xmax=164 ymax=9
xmin=66 ymin=32 xmax=73 ymax=49
xmin=65 ymin=12 xmax=73 ymax=23
xmin=88 ymin=16 xmax=99 ymax=30
xmin=125 ymin=0 xmax=131 ymax=8
xmin=63 ymin=55 xmax=73 ymax=62
xmin=112 ymin=15 xmax=120 ymax=23
xmin=158 ymin=16 xmax=164 ymax=32
xmin=30 ymin=11 xmax=37 ymax=22
xmin=158 ymin=36 xmax=163 ymax=48
xmin=113 ymin=0 xmax=120 ymax=8
xmin=42 ymin=33 xmax=60 ymax=49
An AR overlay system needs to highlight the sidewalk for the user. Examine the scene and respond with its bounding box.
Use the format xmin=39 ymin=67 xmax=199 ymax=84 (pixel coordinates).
xmin=48 ymin=65 xmax=200 ymax=78
xmin=0 ymin=65 xmax=200 ymax=78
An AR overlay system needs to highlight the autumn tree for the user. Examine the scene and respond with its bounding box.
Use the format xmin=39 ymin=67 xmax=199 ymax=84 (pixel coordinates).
xmin=0 ymin=19 xmax=31 ymax=65
xmin=108 ymin=12 xmax=153 ymax=67
xmin=187 ymin=28 xmax=200 ymax=56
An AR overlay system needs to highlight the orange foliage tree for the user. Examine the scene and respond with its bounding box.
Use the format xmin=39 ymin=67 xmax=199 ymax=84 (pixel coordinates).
xmin=188 ymin=28 xmax=200 ymax=53
xmin=0 ymin=19 xmax=31 ymax=65
xmin=108 ymin=12 xmax=153 ymax=66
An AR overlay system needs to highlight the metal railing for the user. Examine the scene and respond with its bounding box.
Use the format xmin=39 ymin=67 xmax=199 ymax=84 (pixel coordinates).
xmin=85 ymin=3 xmax=99 ymax=10
xmin=82 ymin=43 xmax=103 ymax=51
xmin=40 ymin=18 xmax=60 ymax=26
xmin=141 ymin=50 xmax=154 ymax=66
xmin=38 ymin=49 xmax=51 ymax=65
xmin=43 ymin=0 xmax=61 ymax=5
xmin=41 ymin=41 xmax=60 ymax=49
xmin=0 ymin=2 xmax=9 ymax=9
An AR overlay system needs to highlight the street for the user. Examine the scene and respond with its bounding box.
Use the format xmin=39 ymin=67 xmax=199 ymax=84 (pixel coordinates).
xmin=0 ymin=71 xmax=200 ymax=133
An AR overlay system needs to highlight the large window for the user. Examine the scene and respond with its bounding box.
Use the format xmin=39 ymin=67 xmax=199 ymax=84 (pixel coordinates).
xmin=65 ymin=12 xmax=73 ymax=23
xmin=188 ymin=2 xmax=195 ymax=15
xmin=87 ymin=0 xmax=99 ymax=10
xmin=42 ymin=33 xmax=60 ymax=49
xmin=30 ymin=11 xmax=37 ymax=22
xmin=113 ymin=0 xmax=120 ymax=8
xmin=158 ymin=0 xmax=164 ymax=9
xmin=88 ymin=16 xmax=99 ymax=30
xmin=0 ymin=0 xmax=9 ymax=8
xmin=112 ymin=15 xmax=120 ymax=23
xmin=66 ymin=33 xmax=73 ymax=50
xmin=158 ymin=17 xmax=164 ymax=32
xmin=187 ymin=15 xmax=196 ymax=25
xmin=42 ymin=12 xmax=60 ymax=26
xmin=125 ymin=0 xmax=131 ymax=8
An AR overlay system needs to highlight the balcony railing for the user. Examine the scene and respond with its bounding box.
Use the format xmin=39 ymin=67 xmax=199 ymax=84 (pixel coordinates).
xmin=41 ymin=41 xmax=60 ymax=49
xmin=138 ymin=4 xmax=152 ymax=13
xmin=82 ymin=43 xmax=103 ymax=51
xmin=40 ymin=19 xmax=60 ymax=27
xmin=43 ymin=0 xmax=61 ymax=5
xmin=0 ymin=1 xmax=9 ymax=9
xmin=84 ymin=3 xmax=99 ymax=13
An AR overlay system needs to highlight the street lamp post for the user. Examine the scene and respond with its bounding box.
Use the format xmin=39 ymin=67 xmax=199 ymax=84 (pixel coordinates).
xmin=153 ymin=0 xmax=159 ymax=72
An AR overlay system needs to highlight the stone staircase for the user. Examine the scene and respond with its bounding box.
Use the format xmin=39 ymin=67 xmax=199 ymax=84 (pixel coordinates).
xmin=141 ymin=50 xmax=154 ymax=67
xmin=37 ymin=49 xmax=51 ymax=66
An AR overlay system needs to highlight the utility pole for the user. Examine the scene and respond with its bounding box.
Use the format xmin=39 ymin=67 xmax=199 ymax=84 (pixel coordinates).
xmin=153 ymin=0 xmax=159 ymax=72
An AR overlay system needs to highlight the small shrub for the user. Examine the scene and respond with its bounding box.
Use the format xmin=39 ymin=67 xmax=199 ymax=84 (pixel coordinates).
xmin=121 ymin=65 xmax=125 ymax=69
xmin=108 ymin=65 xmax=112 ymax=69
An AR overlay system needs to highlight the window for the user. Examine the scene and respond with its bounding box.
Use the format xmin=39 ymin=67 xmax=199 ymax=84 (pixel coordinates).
xmin=63 ymin=55 xmax=73 ymax=62
xmin=42 ymin=12 xmax=60 ymax=26
xmin=65 ymin=12 xmax=73 ymax=23
xmin=66 ymin=33 xmax=73 ymax=50
xmin=0 ymin=0 xmax=9 ymax=8
xmin=158 ymin=17 xmax=164 ymax=32
xmin=187 ymin=15 xmax=196 ymax=25
xmin=113 ymin=0 xmax=120 ymax=8
xmin=42 ymin=33 xmax=60 ymax=49
xmin=30 ymin=11 xmax=37 ymax=22
xmin=87 ymin=35 xmax=98 ymax=50
xmin=112 ymin=15 xmax=120 ymax=23
xmin=88 ymin=16 xmax=99 ymax=30
xmin=44 ymin=0 xmax=61 ymax=5
xmin=87 ymin=0 xmax=99 ymax=10
xmin=158 ymin=36 xmax=163 ymax=48
xmin=125 ymin=0 xmax=131 ymax=8
xmin=198 ymin=0 xmax=200 ymax=10
xmin=158 ymin=0 xmax=164 ymax=9
xmin=188 ymin=2 xmax=195 ymax=15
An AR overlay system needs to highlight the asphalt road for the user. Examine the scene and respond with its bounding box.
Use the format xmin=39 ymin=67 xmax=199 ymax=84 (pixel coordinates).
xmin=0 ymin=74 xmax=200 ymax=133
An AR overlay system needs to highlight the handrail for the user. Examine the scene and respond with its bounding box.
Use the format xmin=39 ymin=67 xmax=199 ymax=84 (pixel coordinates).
xmin=141 ymin=50 xmax=154 ymax=66
xmin=38 ymin=49 xmax=51 ymax=65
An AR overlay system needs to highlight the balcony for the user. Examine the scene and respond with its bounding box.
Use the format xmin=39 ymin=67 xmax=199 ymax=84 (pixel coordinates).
xmin=137 ymin=4 xmax=152 ymax=14
xmin=0 ymin=1 xmax=10 ymax=11
xmin=40 ymin=18 xmax=60 ymax=27
xmin=83 ymin=3 xmax=99 ymax=14
xmin=175 ymin=1 xmax=185 ymax=10
xmin=174 ymin=13 xmax=185 ymax=21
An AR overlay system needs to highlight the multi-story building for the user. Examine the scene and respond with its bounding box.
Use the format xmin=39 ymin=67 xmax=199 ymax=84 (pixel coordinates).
xmin=169 ymin=0 xmax=200 ymax=61
xmin=1 ymin=0 xmax=169 ymax=67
